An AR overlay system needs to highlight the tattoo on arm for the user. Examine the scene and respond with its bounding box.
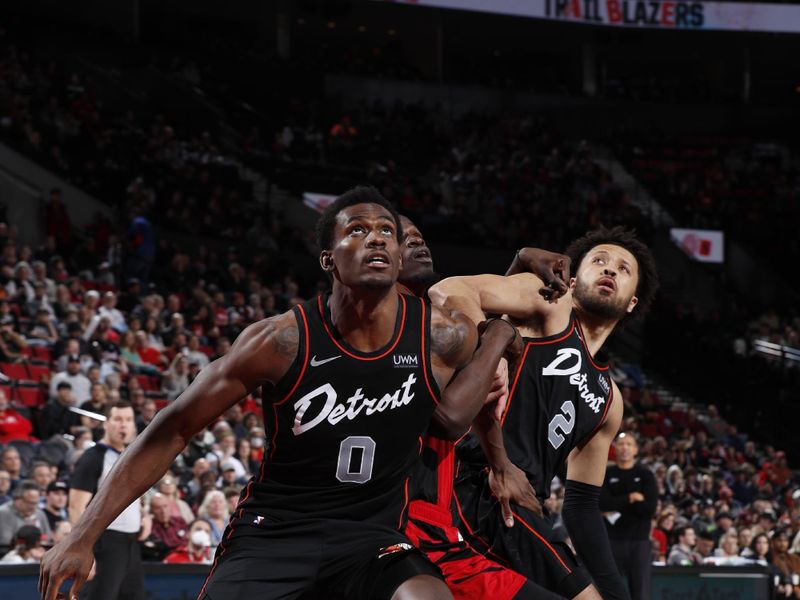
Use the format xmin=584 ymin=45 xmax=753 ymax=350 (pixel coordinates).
xmin=431 ymin=321 xmax=466 ymax=364
xmin=271 ymin=322 xmax=299 ymax=357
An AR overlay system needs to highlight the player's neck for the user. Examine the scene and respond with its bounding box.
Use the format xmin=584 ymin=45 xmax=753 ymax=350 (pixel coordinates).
xmin=396 ymin=281 xmax=425 ymax=298
xmin=573 ymin=307 xmax=617 ymax=356
xmin=328 ymin=284 xmax=399 ymax=352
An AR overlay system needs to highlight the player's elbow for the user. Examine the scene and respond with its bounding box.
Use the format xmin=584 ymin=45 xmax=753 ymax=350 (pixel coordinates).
xmin=429 ymin=407 xmax=470 ymax=440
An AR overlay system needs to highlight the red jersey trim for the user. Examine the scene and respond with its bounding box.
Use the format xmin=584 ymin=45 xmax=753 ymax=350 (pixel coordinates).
xmin=317 ymin=294 xmax=407 ymax=361
xmin=420 ymin=298 xmax=440 ymax=405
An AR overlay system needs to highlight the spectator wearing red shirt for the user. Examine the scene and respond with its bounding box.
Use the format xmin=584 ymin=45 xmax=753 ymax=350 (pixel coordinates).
xmin=0 ymin=389 xmax=34 ymax=444
xmin=163 ymin=518 xmax=213 ymax=564
xmin=149 ymin=493 xmax=188 ymax=554
xmin=134 ymin=330 xmax=165 ymax=370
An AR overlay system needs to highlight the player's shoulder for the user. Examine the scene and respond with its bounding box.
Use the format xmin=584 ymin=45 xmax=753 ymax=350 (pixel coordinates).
xmin=429 ymin=305 xmax=477 ymax=368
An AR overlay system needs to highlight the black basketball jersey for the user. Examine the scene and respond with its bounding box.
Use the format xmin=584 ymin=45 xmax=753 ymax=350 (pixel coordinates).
xmin=239 ymin=292 xmax=441 ymax=526
xmin=457 ymin=311 xmax=614 ymax=499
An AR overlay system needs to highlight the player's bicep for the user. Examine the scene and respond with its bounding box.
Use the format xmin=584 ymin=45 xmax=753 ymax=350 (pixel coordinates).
xmin=430 ymin=307 xmax=478 ymax=372
xmin=566 ymin=382 xmax=623 ymax=486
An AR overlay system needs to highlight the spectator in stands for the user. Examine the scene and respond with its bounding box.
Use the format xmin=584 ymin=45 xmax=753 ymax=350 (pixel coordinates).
xmin=223 ymin=487 xmax=240 ymax=515
xmin=695 ymin=529 xmax=717 ymax=561
xmin=652 ymin=510 xmax=676 ymax=561
xmin=48 ymin=354 xmax=90 ymax=403
xmin=0 ymin=388 xmax=34 ymax=443
xmin=25 ymin=282 xmax=54 ymax=319
xmin=133 ymin=330 xmax=166 ymax=371
xmin=668 ymin=525 xmax=703 ymax=566
xmin=0 ymin=315 xmax=27 ymax=361
xmin=38 ymin=381 xmax=80 ymax=440
xmin=135 ymin=398 xmax=157 ymax=433
xmin=196 ymin=489 xmax=228 ymax=547
xmin=126 ymin=207 xmax=156 ymax=284
xmin=161 ymin=354 xmax=189 ymax=401
xmin=738 ymin=527 xmax=754 ymax=555
xmin=1 ymin=447 xmax=23 ymax=490
xmin=181 ymin=458 xmax=210 ymax=506
xmin=772 ymin=527 xmax=800 ymax=597
xmin=98 ymin=292 xmax=126 ymax=333
xmin=155 ymin=475 xmax=194 ymax=525
xmin=31 ymin=261 xmax=56 ymax=303
xmin=42 ymin=481 xmax=67 ymax=532
xmin=51 ymin=519 xmax=71 ymax=547
xmin=0 ymin=480 xmax=52 ymax=555
xmin=0 ymin=524 xmax=45 ymax=564
xmin=26 ymin=308 xmax=58 ymax=347
xmin=30 ymin=461 xmax=54 ymax=493
xmin=162 ymin=312 xmax=190 ymax=348
xmin=148 ymin=493 xmax=188 ymax=557
xmin=163 ymin=518 xmax=213 ymax=564
xmin=79 ymin=382 xmax=108 ymax=438
xmin=184 ymin=335 xmax=208 ymax=369
xmin=0 ymin=470 xmax=11 ymax=505
xmin=7 ymin=261 xmax=35 ymax=304
xmin=54 ymin=337 xmax=82 ymax=373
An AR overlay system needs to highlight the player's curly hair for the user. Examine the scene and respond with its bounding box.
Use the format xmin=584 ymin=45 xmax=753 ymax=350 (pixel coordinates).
xmin=315 ymin=186 xmax=402 ymax=251
xmin=565 ymin=225 xmax=659 ymax=320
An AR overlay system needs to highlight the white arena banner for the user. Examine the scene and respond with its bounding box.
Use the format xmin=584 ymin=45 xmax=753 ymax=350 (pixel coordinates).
xmin=382 ymin=0 xmax=800 ymax=34
xmin=303 ymin=192 xmax=337 ymax=213
xmin=670 ymin=228 xmax=724 ymax=263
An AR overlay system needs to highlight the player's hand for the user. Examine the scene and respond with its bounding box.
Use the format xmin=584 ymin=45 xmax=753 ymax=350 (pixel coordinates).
xmin=517 ymin=248 xmax=571 ymax=302
xmin=489 ymin=461 xmax=543 ymax=528
xmin=629 ymin=492 xmax=645 ymax=503
xmin=39 ymin=535 xmax=95 ymax=600
xmin=484 ymin=358 xmax=510 ymax=422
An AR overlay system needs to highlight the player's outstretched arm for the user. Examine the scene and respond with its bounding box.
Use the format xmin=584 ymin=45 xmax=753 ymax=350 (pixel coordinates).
xmin=38 ymin=312 xmax=298 ymax=600
xmin=505 ymin=247 xmax=571 ymax=301
xmin=429 ymin=273 xmax=558 ymax=325
xmin=432 ymin=318 xmax=521 ymax=439
xmin=562 ymin=381 xmax=631 ymax=600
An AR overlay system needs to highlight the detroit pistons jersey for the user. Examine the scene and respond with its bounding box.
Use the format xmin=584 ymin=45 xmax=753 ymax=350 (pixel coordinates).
xmin=238 ymin=292 xmax=441 ymax=526
xmin=458 ymin=311 xmax=613 ymax=499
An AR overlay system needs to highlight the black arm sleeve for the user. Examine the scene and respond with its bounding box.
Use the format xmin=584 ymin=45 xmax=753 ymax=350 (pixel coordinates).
xmin=562 ymin=479 xmax=632 ymax=600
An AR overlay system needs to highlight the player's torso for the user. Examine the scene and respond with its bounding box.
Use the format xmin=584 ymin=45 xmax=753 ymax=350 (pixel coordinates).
xmin=243 ymin=293 xmax=440 ymax=522
xmin=458 ymin=313 xmax=613 ymax=498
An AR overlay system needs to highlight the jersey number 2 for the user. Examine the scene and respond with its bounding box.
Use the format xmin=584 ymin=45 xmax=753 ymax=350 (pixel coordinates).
xmin=548 ymin=401 xmax=575 ymax=449
xmin=336 ymin=436 xmax=376 ymax=484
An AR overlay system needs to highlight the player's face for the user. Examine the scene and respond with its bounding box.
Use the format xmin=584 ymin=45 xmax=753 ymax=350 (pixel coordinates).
xmin=571 ymin=244 xmax=639 ymax=321
xmin=323 ymin=203 xmax=401 ymax=289
xmin=398 ymin=216 xmax=439 ymax=288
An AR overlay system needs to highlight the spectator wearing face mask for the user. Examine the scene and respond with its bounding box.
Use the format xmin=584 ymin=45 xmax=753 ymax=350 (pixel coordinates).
xmin=163 ymin=518 xmax=214 ymax=564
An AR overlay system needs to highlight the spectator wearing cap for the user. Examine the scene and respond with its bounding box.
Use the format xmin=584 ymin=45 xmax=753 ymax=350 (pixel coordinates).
xmin=38 ymin=381 xmax=81 ymax=439
xmin=0 ymin=480 xmax=52 ymax=555
xmin=0 ymin=387 xmax=34 ymax=443
xmin=163 ymin=518 xmax=213 ymax=564
xmin=43 ymin=481 xmax=68 ymax=531
xmin=692 ymin=498 xmax=717 ymax=535
xmin=0 ymin=524 xmax=45 ymax=564
xmin=695 ymin=528 xmax=717 ymax=560
xmin=0 ymin=314 xmax=27 ymax=362
xmin=755 ymin=510 xmax=778 ymax=536
xmin=49 ymin=353 xmax=91 ymax=403
xmin=713 ymin=511 xmax=735 ymax=543
xmin=668 ymin=525 xmax=704 ymax=566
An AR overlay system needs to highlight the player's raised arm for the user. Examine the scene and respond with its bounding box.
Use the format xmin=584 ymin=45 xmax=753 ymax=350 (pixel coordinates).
xmin=505 ymin=247 xmax=571 ymax=301
xmin=39 ymin=312 xmax=299 ymax=600
xmin=429 ymin=313 xmax=521 ymax=440
xmin=429 ymin=272 xmax=560 ymax=325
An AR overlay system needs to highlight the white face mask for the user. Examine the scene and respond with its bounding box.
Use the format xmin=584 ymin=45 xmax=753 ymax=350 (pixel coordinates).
xmin=190 ymin=529 xmax=211 ymax=548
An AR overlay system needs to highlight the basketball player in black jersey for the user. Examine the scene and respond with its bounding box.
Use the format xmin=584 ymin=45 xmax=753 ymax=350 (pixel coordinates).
xmin=39 ymin=187 xmax=522 ymax=600
xmin=397 ymin=216 xmax=573 ymax=600
xmin=429 ymin=227 xmax=658 ymax=600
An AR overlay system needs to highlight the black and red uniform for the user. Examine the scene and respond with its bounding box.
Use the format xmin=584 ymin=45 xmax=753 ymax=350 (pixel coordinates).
xmin=454 ymin=312 xmax=614 ymax=598
xmin=199 ymin=293 xmax=443 ymax=600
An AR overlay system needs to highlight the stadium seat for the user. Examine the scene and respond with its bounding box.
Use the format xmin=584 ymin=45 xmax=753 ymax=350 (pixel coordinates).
xmin=0 ymin=362 xmax=29 ymax=381
xmin=14 ymin=383 xmax=47 ymax=408
xmin=199 ymin=345 xmax=214 ymax=357
xmin=0 ymin=384 xmax=11 ymax=400
xmin=31 ymin=346 xmax=52 ymax=362
xmin=26 ymin=363 xmax=51 ymax=382
xmin=136 ymin=375 xmax=160 ymax=391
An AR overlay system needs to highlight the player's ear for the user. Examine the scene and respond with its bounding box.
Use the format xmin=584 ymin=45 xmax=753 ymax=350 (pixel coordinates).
xmin=320 ymin=251 xmax=334 ymax=272
xmin=626 ymin=295 xmax=639 ymax=314
xmin=569 ymin=277 xmax=576 ymax=289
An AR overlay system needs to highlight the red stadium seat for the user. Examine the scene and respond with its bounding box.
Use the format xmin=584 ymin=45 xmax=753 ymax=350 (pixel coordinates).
xmin=31 ymin=346 xmax=52 ymax=362
xmin=199 ymin=345 xmax=214 ymax=357
xmin=14 ymin=383 xmax=46 ymax=408
xmin=26 ymin=363 xmax=51 ymax=382
xmin=135 ymin=375 xmax=160 ymax=391
xmin=0 ymin=362 xmax=29 ymax=381
xmin=0 ymin=384 xmax=11 ymax=400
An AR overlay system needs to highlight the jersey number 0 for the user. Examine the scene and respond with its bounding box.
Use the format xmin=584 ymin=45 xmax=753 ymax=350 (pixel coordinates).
xmin=336 ymin=436 xmax=376 ymax=484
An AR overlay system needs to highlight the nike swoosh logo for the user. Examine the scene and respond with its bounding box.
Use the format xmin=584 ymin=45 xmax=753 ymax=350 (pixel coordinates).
xmin=310 ymin=355 xmax=342 ymax=367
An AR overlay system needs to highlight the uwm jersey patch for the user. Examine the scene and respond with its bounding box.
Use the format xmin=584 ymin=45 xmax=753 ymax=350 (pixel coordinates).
xmin=240 ymin=293 xmax=440 ymax=525
xmin=458 ymin=312 xmax=613 ymax=499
